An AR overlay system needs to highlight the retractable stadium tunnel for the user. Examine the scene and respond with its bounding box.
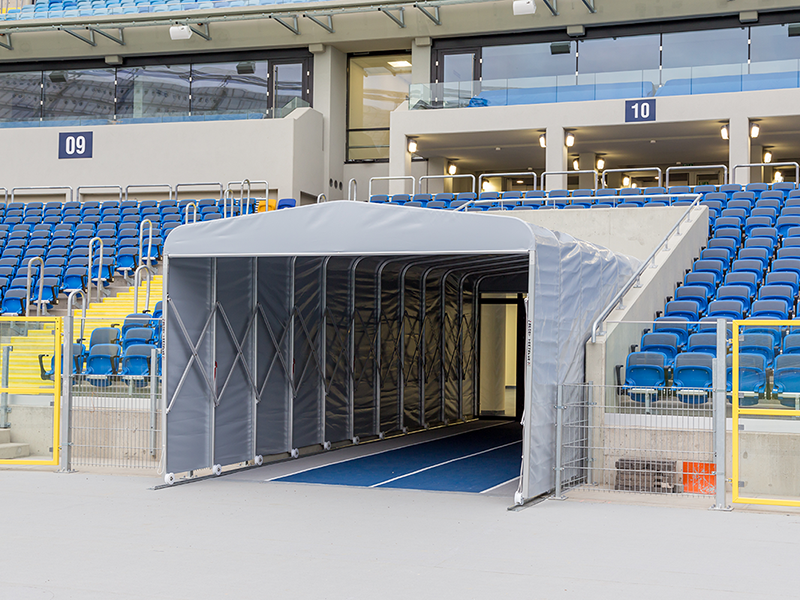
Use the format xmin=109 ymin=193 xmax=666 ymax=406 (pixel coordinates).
xmin=162 ymin=202 xmax=637 ymax=503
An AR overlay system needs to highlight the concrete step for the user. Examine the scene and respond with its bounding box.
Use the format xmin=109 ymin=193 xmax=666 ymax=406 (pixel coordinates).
xmin=0 ymin=442 xmax=30 ymax=459
xmin=0 ymin=429 xmax=9 ymax=444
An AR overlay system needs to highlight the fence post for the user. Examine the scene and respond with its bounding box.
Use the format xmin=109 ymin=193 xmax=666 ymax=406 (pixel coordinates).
xmin=0 ymin=345 xmax=11 ymax=430
xmin=586 ymin=382 xmax=594 ymax=486
xmin=149 ymin=347 xmax=158 ymax=458
xmin=554 ymin=384 xmax=565 ymax=500
xmin=58 ymin=315 xmax=74 ymax=472
xmin=710 ymin=318 xmax=731 ymax=511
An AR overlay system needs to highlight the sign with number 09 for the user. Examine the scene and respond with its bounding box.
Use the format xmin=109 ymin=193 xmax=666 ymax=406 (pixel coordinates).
xmin=58 ymin=132 xmax=93 ymax=159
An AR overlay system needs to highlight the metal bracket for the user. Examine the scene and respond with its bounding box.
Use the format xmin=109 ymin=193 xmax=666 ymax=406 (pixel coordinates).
xmin=189 ymin=23 xmax=211 ymax=41
xmin=413 ymin=3 xmax=440 ymax=25
xmin=580 ymin=0 xmax=596 ymax=13
xmin=0 ymin=33 xmax=12 ymax=51
xmin=303 ymin=13 xmax=334 ymax=33
xmin=541 ymin=0 xmax=557 ymax=15
xmin=62 ymin=27 xmax=124 ymax=46
xmin=379 ymin=6 xmax=405 ymax=28
xmin=270 ymin=14 xmax=299 ymax=34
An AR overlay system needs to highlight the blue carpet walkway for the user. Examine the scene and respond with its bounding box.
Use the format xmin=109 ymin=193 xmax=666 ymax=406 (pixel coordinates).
xmin=271 ymin=422 xmax=522 ymax=493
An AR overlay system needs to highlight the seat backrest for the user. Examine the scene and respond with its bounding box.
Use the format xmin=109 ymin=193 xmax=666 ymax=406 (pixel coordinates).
xmin=675 ymin=285 xmax=707 ymax=300
xmin=766 ymin=271 xmax=799 ymax=291
xmin=772 ymin=258 xmax=800 ymax=275
xmin=665 ymin=300 xmax=699 ymax=317
xmin=626 ymin=351 xmax=665 ymax=368
xmin=731 ymin=259 xmax=763 ymax=275
xmin=688 ymin=333 xmax=716 ymax=350
xmin=724 ymin=271 xmax=757 ymax=288
xmin=751 ymin=299 xmax=788 ymax=317
xmin=775 ymin=354 xmax=800 ymax=370
xmin=708 ymin=300 xmax=743 ymax=317
xmin=89 ymin=327 xmax=120 ymax=347
xmin=641 ymin=332 xmax=679 ymax=349
xmin=759 ymin=284 xmax=793 ymax=300
xmin=784 ymin=333 xmax=800 ymax=352
xmin=675 ymin=352 xmax=714 ymax=369
xmin=741 ymin=333 xmax=773 ymax=349
xmin=726 ymin=352 xmax=767 ymax=371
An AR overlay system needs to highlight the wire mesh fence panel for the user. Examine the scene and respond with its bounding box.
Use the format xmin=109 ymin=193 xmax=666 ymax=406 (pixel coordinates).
xmin=558 ymin=383 xmax=715 ymax=496
xmin=69 ymin=374 xmax=162 ymax=469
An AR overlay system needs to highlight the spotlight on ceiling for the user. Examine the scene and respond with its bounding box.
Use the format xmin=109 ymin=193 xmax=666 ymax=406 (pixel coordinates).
xmin=572 ymin=158 xmax=580 ymax=171
xmin=596 ymin=157 xmax=605 ymax=170
xmin=169 ymin=24 xmax=193 ymax=40
xmin=512 ymin=0 xmax=536 ymax=15
xmin=407 ymin=139 xmax=417 ymax=154
xmin=622 ymin=176 xmax=631 ymax=187
xmin=774 ymin=170 xmax=784 ymax=183
xmin=720 ymin=124 xmax=729 ymax=140
xmin=237 ymin=62 xmax=255 ymax=75
xmin=750 ymin=121 xmax=760 ymax=138
xmin=448 ymin=163 xmax=457 ymax=176
xmin=538 ymin=133 xmax=546 ymax=148
xmin=764 ymin=149 xmax=773 ymax=163
xmin=565 ymin=132 xmax=575 ymax=147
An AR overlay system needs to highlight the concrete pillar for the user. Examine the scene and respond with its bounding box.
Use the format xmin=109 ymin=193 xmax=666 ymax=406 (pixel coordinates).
xmin=479 ymin=304 xmax=506 ymax=415
xmin=411 ymin=37 xmax=431 ymax=85
xmin=578 ymin=153 xmax=597 ymax=190
xmin=545 ymin=126 xmax=568 ymax=191
xmin=388 ymin=117 xmax=414 ymax=196
xmin=729 ymin=115 xmax=750 ymax=186
xmin=312 ymin=44 xmax=347 ymax=200
xmin=426 ymin=157 xmax=447 ymax=194
xmin=750 ymin=144 xmax=766 ymax=184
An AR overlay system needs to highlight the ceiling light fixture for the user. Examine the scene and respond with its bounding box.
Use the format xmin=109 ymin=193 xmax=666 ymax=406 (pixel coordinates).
xmin=596 ymin=157 xmax=605 ymax=170
xmin=764 ymin=149 xmax=773 ymax=163
xmin=750 ymin=121 xmax=760 ymax=138
xmin=622 ymin=176 xmax=631 ymax=187
xmin=448 ymin=163 xmax=457 ymax=176
xmin=572 ymin=158 xmax=580 ymax=170
xmin=720 ymin=124 xmax=729 ymax=140
xmin=774 ymin=170 xmax=784 ymax=183
xmin=538 ymin=133 xmax=547 ymax=148
xmin=387 ymin=60 xmax=412 ymax=68
xmin=565 ymin=132 xmax=575 ymax=147
xmin=407 ymin=139 xmax=417 ymax=153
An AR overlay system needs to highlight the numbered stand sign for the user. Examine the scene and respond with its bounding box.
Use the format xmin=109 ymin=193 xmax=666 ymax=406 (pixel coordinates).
xmin=58 ymin=132 xmax=93 ymax=159
xmin=625 ymin=99 xmax=655 ymax=123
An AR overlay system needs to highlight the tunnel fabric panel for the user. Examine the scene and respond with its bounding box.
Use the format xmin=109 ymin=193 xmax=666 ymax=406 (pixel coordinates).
xmin=213 ymin=257 xmax=256 ymax=466
xmin=164 ymin=257 xmax=215 ymax=474
xmin=163 ymin=202 xmax=637 ymax=501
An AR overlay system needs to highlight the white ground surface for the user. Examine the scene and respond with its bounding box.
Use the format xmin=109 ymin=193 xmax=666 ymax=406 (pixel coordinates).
xmin=2 ymin=467 xmax=800 ymax=599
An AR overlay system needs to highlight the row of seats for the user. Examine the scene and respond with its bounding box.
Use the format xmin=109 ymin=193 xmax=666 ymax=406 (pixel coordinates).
xmin=41 ymin=306 xmax=164 ymax=386
xmin=625 ymin=351 xmax=800 ymax=408
xmin=2 ymin=0 xmax=316 ymax=20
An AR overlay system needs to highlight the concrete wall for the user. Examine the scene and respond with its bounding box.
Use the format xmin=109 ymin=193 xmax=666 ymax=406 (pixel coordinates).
xmin=0 ymin=108 xmax=324 ymax=202
xmin=582 ymin=205 xmax=709 ymax=386
xmin=390 ymin=86 xmax=800 ymax=188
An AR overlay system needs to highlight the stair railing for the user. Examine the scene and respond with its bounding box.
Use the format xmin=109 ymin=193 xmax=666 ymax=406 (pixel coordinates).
xmin=24 ymin=256 xmax=44 ymax=317
xmin=86 ymin=237 xmax=104 ymax=304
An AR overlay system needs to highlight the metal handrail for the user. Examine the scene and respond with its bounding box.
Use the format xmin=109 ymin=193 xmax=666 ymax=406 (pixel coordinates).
xmin=139 ymin=219 xmax=154 ymax=270
xmin=240 ymin=179 xmax=252 ymax=214
xmin=316 ymin=193 xmax=327 ymax=203
xmin=11 ymin=186 xmax=73 ymax=204
xmin=0 ymin=188 xmax=7 ymax=204
xmin=124 ymin=184 xmax=172 ymax=202
xmin=348 ymin=178 xmax=357 ymax=201
xmin=24 ymin=256 xmax=44 ymax=317
xmin=477 ymin=172 xmax=538 ymax=194
xmin=133 ymin=265 xmax=152 ymax=314
xmin=77 ymin=185 xmax=123 ymax=203
xmin=86 ymin=237 xmax=104 ymax=304
xmin=601 ymin=167 xmax=662 ymax=188
xmin=66 ymin=289 xmax=87 ymax=343
xmin=184 ymin=202 xmax=198 ymax=225
xmin=665 ymin=165 xmax=729 ymax=187
xmin=368 ymin=176 xmax=416 ymax=198
xmin=733 ymin=162 xmax=800 ymax=185
xmin=174 ymin=182 xmax=224 ymax=204
xmin=590 ymin=193 xmax=704 ymax=343
xmin=227 ymin=180 xmax=269 ymax=215
xmin=540 ymin=170 xmax=598 ymax=192
xmin=419 ymin=174 xmax=476 ymax=194
xmin=222 ymin=190 xmax=235 ymax=218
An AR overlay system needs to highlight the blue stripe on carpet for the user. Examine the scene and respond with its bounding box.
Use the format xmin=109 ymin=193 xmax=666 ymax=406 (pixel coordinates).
xmin=272 ymin=422 xmax=521 ymax=490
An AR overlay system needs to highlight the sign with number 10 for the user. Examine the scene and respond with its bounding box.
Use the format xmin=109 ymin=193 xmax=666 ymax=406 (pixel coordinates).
xmin=625 ymin=99 xmax=656 ymax=123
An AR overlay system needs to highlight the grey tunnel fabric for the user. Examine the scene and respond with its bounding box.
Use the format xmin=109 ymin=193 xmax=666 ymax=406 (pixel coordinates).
xmin=162 ymin=202 xmax=638 ymax=501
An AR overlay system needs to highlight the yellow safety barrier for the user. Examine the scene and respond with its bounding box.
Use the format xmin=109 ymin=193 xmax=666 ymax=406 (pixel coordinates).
xmin=732 ymin=319 xmax=800 ymax=507
xmin=0 ymin=317 xmax=62 ymax=466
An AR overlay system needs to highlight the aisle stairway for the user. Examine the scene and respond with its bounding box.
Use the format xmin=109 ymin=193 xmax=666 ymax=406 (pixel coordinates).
xmin=0 ymin=275 xmax=162 ymax=390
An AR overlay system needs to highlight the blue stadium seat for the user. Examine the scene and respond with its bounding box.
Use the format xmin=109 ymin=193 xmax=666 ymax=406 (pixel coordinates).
xmin=765 ymin=271 xmax=800 ymax=295
xmin=623 ymin=352 xmax=666 ymax=403
xmin=739 ymin=333 xmax=776 ymax=368
xmin=120 ymin=344 xmax=158 ymax=385
xmin=715 ymin=285 xmax=751 ymax=313
xmin=640 ymin=332 xmax=679 ymax=367
xmin=89 ymin=327 xmax=120 ymax=349
xmin=653 ymin=317 xmax=689 ymax=347
xmin=687 ymin=333 xmax=717 ymax=355
xmin=783 ymin=333 xmax=800 ymax=355
xmin=723 ymin=272 xmax=757 ymax=297
xmin=684 ymin=272 xmax=716 ymax=297
xmin=773 ymin=355 xmax=800 ymax=408
xmin=707 ymin=300 xmax=743 ymax=320
xmin=664 ymin=300 xmax=700 ymax=321
xmin=726 ymin=353 xmax=767 ymax=406
xmin=672 ymin=352 xmax=714 ymax=403
xmin=758 ymin=284 xmax=794 ymax=314
xmin=674 ymin=285 xmax=708 ymax=313
xmin=750 ymin=299 xmax=789 ymax=321
xmin=85 ymin=343 xmax=121 ymax=386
